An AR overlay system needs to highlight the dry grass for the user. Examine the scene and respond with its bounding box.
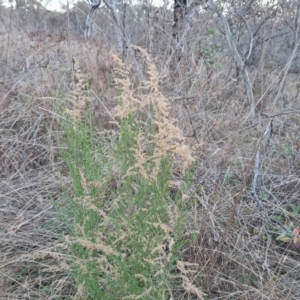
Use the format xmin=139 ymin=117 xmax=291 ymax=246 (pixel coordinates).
xmin=0 ymin=28 xmax=115 ymax=299
xmin=0 ymin=95 xmax=71 ymax=298
xmin=58 ymin=46 xmax=202 ymax=299
xmin=1 ymin=5 xmax=300 ymax=299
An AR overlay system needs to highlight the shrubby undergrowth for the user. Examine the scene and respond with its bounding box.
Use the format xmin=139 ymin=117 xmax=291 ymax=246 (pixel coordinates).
xmin=2 ymin=2 xmax=300 ymax=298
xmin=60 ymin=49 xmax=203 ymax=299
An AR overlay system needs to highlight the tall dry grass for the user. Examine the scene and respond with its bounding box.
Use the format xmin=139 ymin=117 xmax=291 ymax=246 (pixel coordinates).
xmin=1 ymin=3 xmax=300 ymax=299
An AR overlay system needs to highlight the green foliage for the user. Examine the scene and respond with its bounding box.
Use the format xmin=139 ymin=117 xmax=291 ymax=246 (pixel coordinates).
xmin=195 ymin=29 xmax=222 ymax=67
xmin=275 ymin=222 xmax=298 ymax=244
xmin=59 ymin=56 xmax=196 ymax=299
xmin=276 ymin=143 xmax=293 ymax=159
xmin=267 ymin=211 xmax=300 ymax=245
xmin=290 ymin=204 xmax=300 ymax=214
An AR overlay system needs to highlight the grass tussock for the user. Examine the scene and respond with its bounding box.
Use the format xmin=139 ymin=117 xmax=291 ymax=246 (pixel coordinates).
xmin=60 ymin=47 xmax=203 ymax=299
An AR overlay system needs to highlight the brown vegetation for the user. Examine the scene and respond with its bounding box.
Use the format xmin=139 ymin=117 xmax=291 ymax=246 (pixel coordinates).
xmin=1 ymin=0 xmax=300 ymax=299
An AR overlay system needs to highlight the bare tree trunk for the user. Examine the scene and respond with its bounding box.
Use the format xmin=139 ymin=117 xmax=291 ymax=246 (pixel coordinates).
xmin=172 ymin=0 xmax=187 ymax=62
xmin=208 ymin=0 xmax=256 ymax=120
xmin=273 ymin=2 xmax=300 ymax=110
xmin=173 ymin=0 xmax=186 ymax=40
xmin=122 ymin=0 xmax=127 ymax=61
xmin=103 ymin=0 xmax=127 ymax=54
xmin=85 ymin=0 xmax=101 ymax=39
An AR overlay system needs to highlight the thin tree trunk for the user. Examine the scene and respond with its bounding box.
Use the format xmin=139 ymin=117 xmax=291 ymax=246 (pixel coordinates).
xmin=172 ymin=0 xmax=187 ymax=63
xmin=208 ymin=0 xmax=256 ymax=120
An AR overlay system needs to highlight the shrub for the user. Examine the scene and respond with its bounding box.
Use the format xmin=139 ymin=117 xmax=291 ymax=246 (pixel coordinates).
xmin=60 ymin=48 xmax=204 ymax=299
